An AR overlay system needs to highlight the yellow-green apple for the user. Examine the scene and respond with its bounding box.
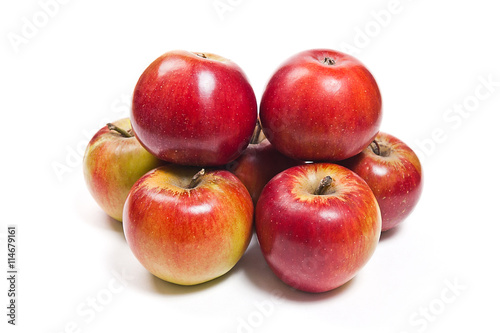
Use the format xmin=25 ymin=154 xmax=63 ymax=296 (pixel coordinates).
xmin=260 ymin=49 xmax=382 ymax=161
xmin=131 ymin=50 xmax=257 ymax=166
xmin=83 ymin=118 xmax=164 ymax=222
xmin=340 ymin=132 xmax=423 ymax=231
xmin=255 ymin=163 xmax=381 ymax=293
xmin=123 ymin=165 xmax=254 ymax=285
xmin=227 ymin=122 xmax=303 ymax=205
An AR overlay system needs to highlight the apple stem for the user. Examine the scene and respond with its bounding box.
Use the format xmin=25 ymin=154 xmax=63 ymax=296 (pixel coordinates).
xmin=314 ymin=176 xmax=333 ymax=195
xmin=370 ymin=140 xmax=381 ymax=156
xmin=188 ymin=169 xmax=206 ymax=189
xmin=107 ymin=123 xmax=134 ymax=138
xmin=250 ymin=120 xmax=263 ymax=144
xmin=323 ymin=57 xmax=336 ymax=66
xmin=195 ymin=53 xmax=207 ymax=59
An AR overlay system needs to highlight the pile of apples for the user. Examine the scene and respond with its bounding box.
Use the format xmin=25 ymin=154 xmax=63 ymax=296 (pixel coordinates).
xmin=83 ymin=49 xmax=423 ymax=293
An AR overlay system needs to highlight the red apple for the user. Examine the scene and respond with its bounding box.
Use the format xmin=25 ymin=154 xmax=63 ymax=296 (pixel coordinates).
xmin=255 ymin=163 xmax=381 ymax=293
xmin=260 ymin=49 xmax=382 ymax=161
xmin=340 ymin=132 xmax=423 ymax=231
xmin=123 ymin=165 xmax=254 ymax=285
xmin=131 ymin=50 xmax=257 ymax=166
xmin=83 ymin=118 xmax=164 ymax=222
xmin=228 ymin=122 xmax=303 ymax=205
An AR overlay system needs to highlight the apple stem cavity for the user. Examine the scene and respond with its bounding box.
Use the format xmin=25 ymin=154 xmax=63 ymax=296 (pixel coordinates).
xmin=314 ymin=176 xmax=334 ymax=195
xmin=188 ymin=169 xmax=206 ymax=189
xmin=322 ymin=57 xmax=336 ymax=66
xmin=370 ymin=140 xmax=391 ymax=157
xmin=370 ymin=140 xmax=381 ymax=156
xmin=107 ymin=123 xmax=134 ymax=138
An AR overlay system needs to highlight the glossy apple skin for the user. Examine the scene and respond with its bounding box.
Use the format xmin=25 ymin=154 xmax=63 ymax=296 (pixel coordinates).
xmin=260 ymin=49 xmax=382 ymax=161
xmin=228 ymin=139 xmax=303 ymax=206
xmin=256 ymin=163 xmax=381 ymax=293
xmin=123 ymin=165 xmax=254 ymax=285
xmin=131 ymin=50 xmax=258 ymax=166
xmin=83 ymin=118 xmax=164 ymax=222
xmin=340 ymin=132 xmax=423 ymax=231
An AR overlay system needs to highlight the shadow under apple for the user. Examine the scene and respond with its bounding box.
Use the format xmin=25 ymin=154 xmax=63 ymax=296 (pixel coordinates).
xmin=148 ymin=266 xmax=235 ymax=296
xmin=379 ymin=224 xmax=404 ymax=242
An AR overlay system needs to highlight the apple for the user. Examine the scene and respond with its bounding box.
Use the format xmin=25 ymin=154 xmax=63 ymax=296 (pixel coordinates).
xmin=131 ymin=50 xmax=258 ymax=166
xmin=123 ymin=165 xmax=254 ymax=285
xmin=260 ymin=49 xmax=382 ymax=161
xmin=227 ymin=121 xmax=303 ymax=205
xmin=83 ymin=118 xmax=164 ymax=222
xmin=255 ymin=163 xmax=381 ymax=293
xmin=339 ymin=132 xmax=423 ymax=231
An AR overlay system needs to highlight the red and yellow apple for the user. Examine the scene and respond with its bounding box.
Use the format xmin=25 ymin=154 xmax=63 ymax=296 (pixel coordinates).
xmin=83 ymin=118 xmax=164 ymax=222
xmin=255 ymin=163 xmax=381 ymax=293
xmin=131 ymin=50 xmax=257 ymax=166
xmin=340 ymin=132 xmax=423 ymax=231
xmin=123 ymin=165 xmax=254 ymax=285
xmin=260 ymin=49 xmax=382 ymax=161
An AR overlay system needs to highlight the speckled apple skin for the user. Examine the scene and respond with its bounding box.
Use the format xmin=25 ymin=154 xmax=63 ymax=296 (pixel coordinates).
xmin=123 ymin=165 xmax=254 ymax=286
xmin=131 ymin=50 xmax=257 ymax=166
xmin=340 ymin=132 xmax=423 ymax=231
xmin=256 ymin=163 xmax=381 ymax=293
xmin=260 ymin=49 xmax=382 ymax=161
xmin=83 ymin=118 xmax=164 ymax=221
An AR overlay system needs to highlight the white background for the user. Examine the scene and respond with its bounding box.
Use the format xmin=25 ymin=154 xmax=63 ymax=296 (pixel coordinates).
xmin=1 ymin=0 xmax=499 ymax=332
